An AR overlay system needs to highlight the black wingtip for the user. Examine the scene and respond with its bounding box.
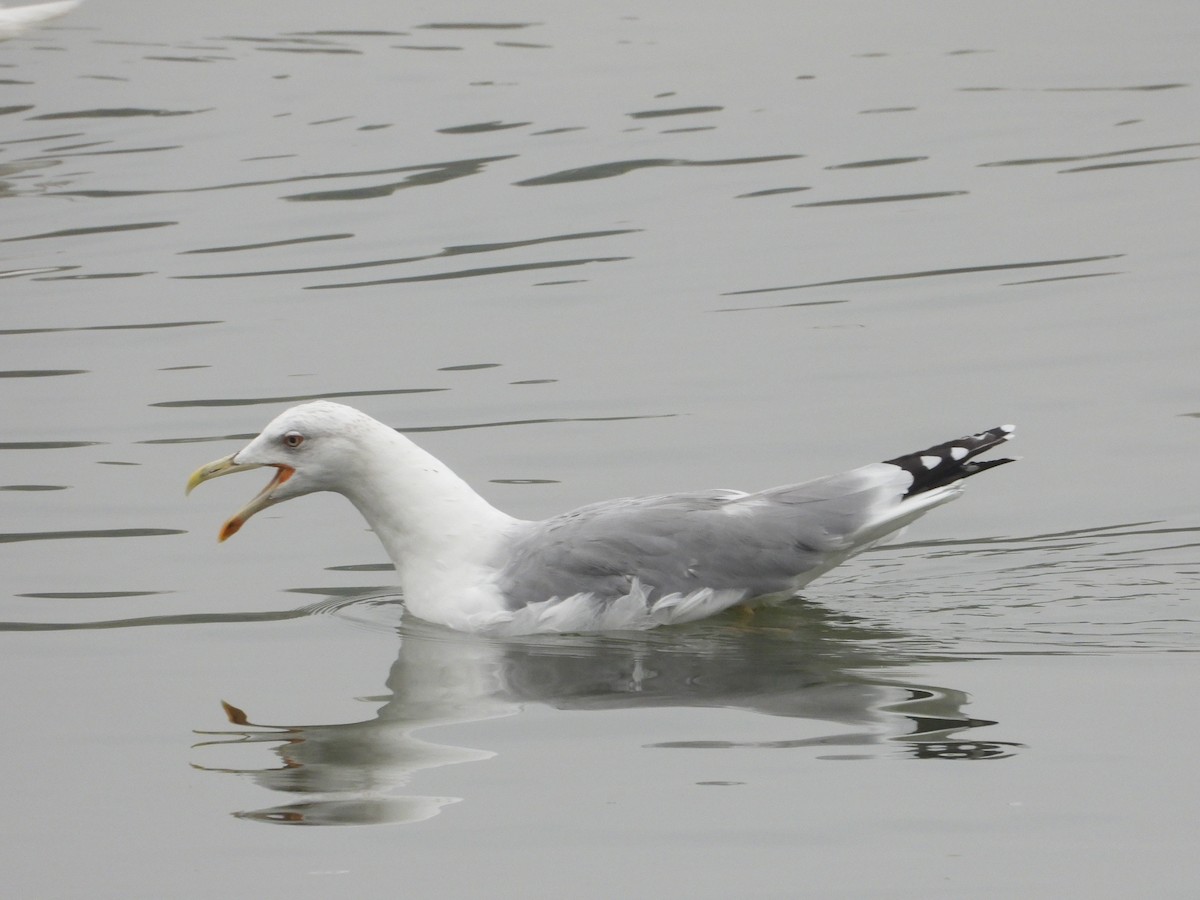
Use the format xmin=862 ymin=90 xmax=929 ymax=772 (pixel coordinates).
xmin=884 ymin=424 xmax=1016 ymax=497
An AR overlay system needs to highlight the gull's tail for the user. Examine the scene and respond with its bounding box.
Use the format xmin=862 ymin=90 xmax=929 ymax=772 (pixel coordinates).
xmin=884 ymin=424 xmax=1016 ymax=497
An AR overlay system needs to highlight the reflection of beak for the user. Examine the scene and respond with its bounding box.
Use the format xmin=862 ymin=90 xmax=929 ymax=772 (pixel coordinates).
xmin=186 ymin=454 xmax=295 ymax=542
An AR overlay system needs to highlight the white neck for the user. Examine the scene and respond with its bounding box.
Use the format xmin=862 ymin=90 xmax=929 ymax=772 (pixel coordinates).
xmin=333 ymin=421 xmax=518 ymax=626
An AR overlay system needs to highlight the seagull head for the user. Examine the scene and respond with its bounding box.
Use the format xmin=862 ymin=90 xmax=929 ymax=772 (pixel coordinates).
xmin=186 ymin=401 xmax=370 ymax=541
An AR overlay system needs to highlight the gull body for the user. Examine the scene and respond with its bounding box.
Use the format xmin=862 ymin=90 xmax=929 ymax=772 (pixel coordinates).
xmin=188 ymin=401 xmax=1015 ymax=634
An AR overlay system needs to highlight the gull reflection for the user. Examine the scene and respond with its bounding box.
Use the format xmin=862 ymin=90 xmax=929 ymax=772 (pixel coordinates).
xmin=192 ymin=599 xmax=1019 ymax=826
xmin=192 ymin=628 xmax=515 ymax=826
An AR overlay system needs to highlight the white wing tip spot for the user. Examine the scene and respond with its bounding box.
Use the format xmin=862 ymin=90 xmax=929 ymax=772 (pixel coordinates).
xmin=920 ymin=455 xmax=941 ymax=470
xmin=949 ymin=446 xmax=969 ymax=460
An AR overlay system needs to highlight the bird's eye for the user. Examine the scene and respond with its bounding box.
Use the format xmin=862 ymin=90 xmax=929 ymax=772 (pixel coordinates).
xmin=283 ymin=431 xmax=304 ymax=448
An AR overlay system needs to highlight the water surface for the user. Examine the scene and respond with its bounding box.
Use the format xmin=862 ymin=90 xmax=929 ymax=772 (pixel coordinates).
xmin=2 ymin=1 xmax=1198 ymax=897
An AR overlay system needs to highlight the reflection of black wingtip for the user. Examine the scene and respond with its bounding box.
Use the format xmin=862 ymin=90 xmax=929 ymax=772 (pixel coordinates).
xmin=905 ymin=740 xmax=1025 ymax=760
xmin=883 ymin=688 xmax=1019 ymax=756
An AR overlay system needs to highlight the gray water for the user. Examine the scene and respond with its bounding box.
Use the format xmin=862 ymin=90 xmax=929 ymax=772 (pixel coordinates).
xmin=3 ymin=1 xmax=1199 ymax=896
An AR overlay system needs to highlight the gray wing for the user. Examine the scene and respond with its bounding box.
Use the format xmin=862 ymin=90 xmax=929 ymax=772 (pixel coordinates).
xmin=495 ymin=463 xmax=918 ymax=609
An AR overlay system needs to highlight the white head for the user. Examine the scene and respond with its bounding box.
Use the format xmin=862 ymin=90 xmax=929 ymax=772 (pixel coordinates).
xmin=186 ymin=401 xmax=383 ymax=541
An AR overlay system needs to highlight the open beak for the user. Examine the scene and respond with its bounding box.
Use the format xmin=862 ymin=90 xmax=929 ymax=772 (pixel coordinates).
xmin=186 ymin=454 xmax=295 ymax=542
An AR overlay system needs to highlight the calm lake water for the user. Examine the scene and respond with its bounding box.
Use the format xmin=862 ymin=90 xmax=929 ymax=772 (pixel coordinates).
xmin=3 ymin=1 xmax=1198 ymax=896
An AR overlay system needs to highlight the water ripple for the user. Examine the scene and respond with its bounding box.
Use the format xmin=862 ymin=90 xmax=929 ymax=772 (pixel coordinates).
xmin=142 ymin=56 xmax=223 ymax=64
xmin=219 ymin=35 xmax=358 ymax=53
xmin=1061 ymin=156 xmax=1199 ymax=174
xmin=255 ymin=46 xmax=362 ymax=55
xmin=737 ymin=186 xmax=811 ymax=198
xmin=18 ymin=591 xmax=167 ymax=599
xmin=0 ymin=369 xmax=86 ymax=378
xmin=0 ymin=132 xmax=82 ymax=148
xmin=0 ymin=606 xmax=317 ymax=632
xmin=828 ymin=520 xmax=1200 ymax=653
xmin=178 ymin=228 xmax=637 ymax=280
xmin=416 ymin=22 xmax=542 ymax=30
xmin=0 ymin=528 xmax=184 ymax=544
xmin=288 ymin=31 xmax=409 ymax=38
xmin=134 ymin=412 xmax=678 ymax=445
xmin=514 ymin=154 xmax=801 ymax=186
xmin=719 ymin=253 xmax=1124 ymax=304
xmin=307 ymin=256 xmax=629 ymax=290
xmin=960 ymin=83 xmax=1187 ymax=93
xmin=392 ymin=43 xmax=462 ymax=52
xmin=27 ymin=107 xmax=211 ymax=120
xmin=1 ymin=221 xmax=176 ymax=242
xmin=138 ymin=433 xmax=257 ymax=446
xmin=980 ymin=141 xmax=1200 ymax=168
xmin=49 ymin=155 xmax=514 ymax=199
xmin=1003 ymin=272 xmax=1122 ymax=286
xmin=31 ymin=144 xmax=180 ymax=158
xmin=0 ymin=320 xmax=219 ymax=335
xmin=150 ymin=387 xmax=448 ymax=409
xmin=794 ymin=191 xmax=967 ymax=207
xmin=0 ymin=441 xmax=102 ymax=450
xmin=437 ymin=120 xmax=530 ymax=134
xmin=36 ymin=271 xmax=153 ymax=281
xmin=284 ymin=156 xmax=514 ymax=200
xmin=400 ymin=413 xmax=676 ymax=433
xmin=825 ymin=156 xmax=928 ymax=169
xmin=627 ymin=106 xmax=723 ymax=119
xmin=179 ymin=234 xmax=353 ymax=255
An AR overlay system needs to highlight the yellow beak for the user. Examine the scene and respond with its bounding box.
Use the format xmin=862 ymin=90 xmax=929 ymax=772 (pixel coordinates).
xmin=186 ymin=454 xmax=294 ymax=542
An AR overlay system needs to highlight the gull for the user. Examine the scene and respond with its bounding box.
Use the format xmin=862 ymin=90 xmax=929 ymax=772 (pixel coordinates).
xmin=187 ymin=401 xmax=1014 ymax=633
xmin=0 ymin=1 xmax=83 ymax=40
